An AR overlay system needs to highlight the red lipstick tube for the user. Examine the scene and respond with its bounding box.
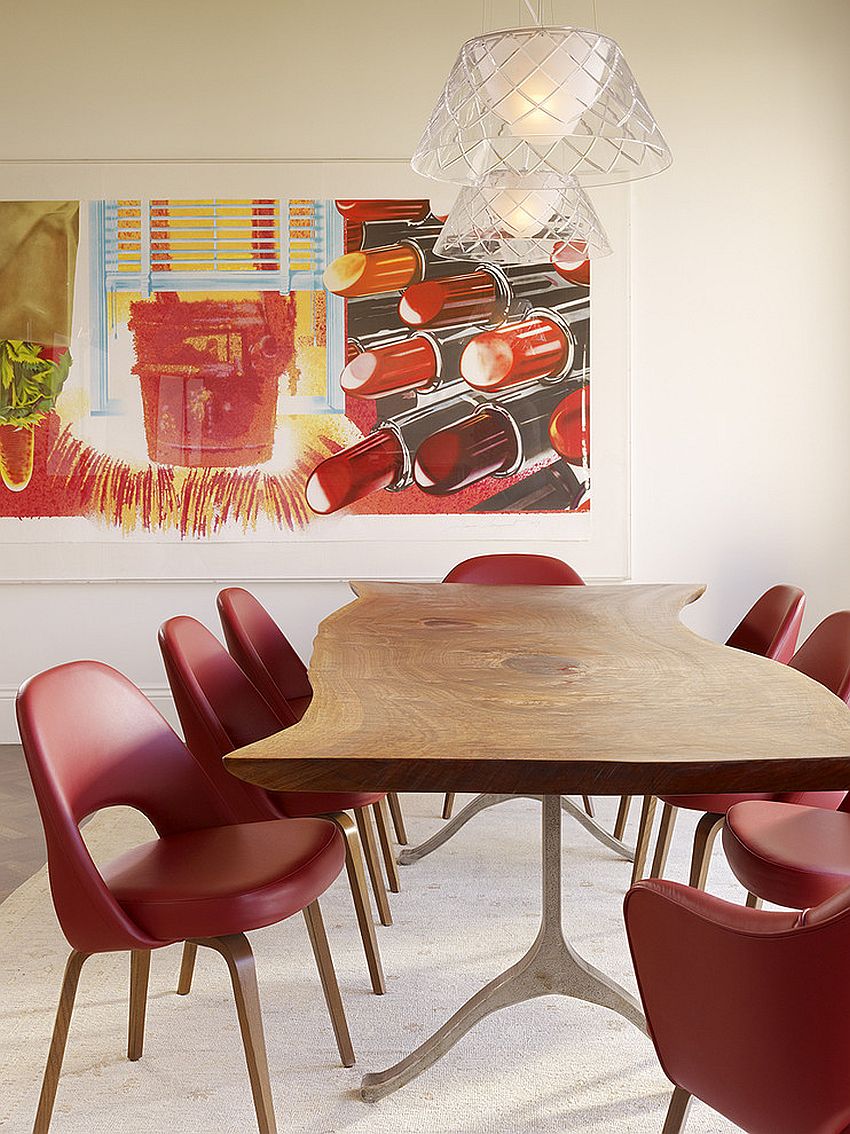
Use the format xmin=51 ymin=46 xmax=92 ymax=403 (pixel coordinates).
xmin=551 ymin=244 xmax=591 ymax=287
xmin=341 ymin=336 xmax=439 ymax=399
xmin=344 ymin=217 xmax=448 ymax=254
xmin=323 ymin=235 xmax=456 ymax=298
xmin=398 ymin=265 xmax=586 ymax=331
xmin=323 ymin=242 xmax=425 ymax=298
xmin=305 ymin=391 xmax=485 ymax=513
xmin=341 ymin=327 xmax=472 ymax=399
xmin=335 ymin=200 xmax=431 ymax=224
xmin=548 ymin=387 xmax=589 ymax=466
xmin=459 ymin=303 xmax=589 ymax=392
xmin=399 ymin=270 xmax=505 ymax=330
xmin=305 ymin=431 xmax=405 ymax=515
xmin=413 ymin=380 xmax=577 ymax=495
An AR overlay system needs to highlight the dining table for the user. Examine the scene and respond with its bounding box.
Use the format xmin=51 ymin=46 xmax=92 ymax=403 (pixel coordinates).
xmin=225 ymin=580 xmax=850 ymax=1105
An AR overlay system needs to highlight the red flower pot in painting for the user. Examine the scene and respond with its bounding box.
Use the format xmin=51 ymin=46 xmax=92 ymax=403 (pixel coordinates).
xmin=129 ymin=292 xmax=296 ymax=468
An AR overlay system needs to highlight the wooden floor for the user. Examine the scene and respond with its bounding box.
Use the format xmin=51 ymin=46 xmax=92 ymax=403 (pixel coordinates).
xmin=0 ymin=744 xmax=46 ymax=902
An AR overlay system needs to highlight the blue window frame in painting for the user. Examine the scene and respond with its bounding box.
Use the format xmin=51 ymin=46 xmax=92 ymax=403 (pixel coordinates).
xmin=89 ymin=198 xmax=344 ymax=416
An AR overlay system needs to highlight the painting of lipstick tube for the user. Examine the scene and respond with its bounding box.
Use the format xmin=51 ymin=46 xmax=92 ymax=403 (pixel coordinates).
xmin=413 ymin=380 xmax=584 ymax=496
xmin=398 ymin=264 xmax=587 ymax=332
xmin=305 ymin=197 xmax=592 ymax=520
xmin=306 ymin=389 xmax=485 ymax=514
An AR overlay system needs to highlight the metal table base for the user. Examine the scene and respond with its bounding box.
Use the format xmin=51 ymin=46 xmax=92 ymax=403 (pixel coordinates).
xmin=361 ymin=795 xmax=645 ymax=1102
xmin=398 ymin=793 xmax=635 ymax=867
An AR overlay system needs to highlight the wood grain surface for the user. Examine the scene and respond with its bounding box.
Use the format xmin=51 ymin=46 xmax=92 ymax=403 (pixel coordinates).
xmin=225 ymin=582 xmax=850 ymax=796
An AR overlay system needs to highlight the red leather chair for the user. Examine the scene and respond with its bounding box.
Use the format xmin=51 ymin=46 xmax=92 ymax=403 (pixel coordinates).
xmin=217 ymin=586 xmax=409 ymax=848
xmin=442 ymin=553 xmax=585 ymax=587
xmin=722 ymin=613 xmax=850 ymax=909
xmin=159 ymin=615 xmax=389 ymax=997
xmin=625 ymin=878 xmax=850 ymax=1133
xmin=629 ymin=586 xmax=839 ymax=890
xmin=16 ymin=661 xmax=352 ymax=1134
xmin=441 ymin=553 xmax=589 ymax=821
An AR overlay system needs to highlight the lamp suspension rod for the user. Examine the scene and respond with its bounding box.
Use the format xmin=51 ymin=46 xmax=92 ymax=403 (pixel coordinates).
xmin=521 ymin=0 xmax=544 ymax=24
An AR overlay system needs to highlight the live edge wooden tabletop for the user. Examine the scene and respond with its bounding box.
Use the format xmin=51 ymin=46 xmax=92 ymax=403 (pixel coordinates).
xmin=224 ymin=581 xmax=850 ymax=797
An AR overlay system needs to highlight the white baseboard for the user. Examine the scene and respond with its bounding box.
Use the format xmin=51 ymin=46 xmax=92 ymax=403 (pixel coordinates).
xmin=0 ymin=685 xmax=178 ymax=745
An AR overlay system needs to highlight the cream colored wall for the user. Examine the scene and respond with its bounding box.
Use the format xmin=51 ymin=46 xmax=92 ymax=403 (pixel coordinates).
xmin=1 ymin=0 xmax=849 ymax=740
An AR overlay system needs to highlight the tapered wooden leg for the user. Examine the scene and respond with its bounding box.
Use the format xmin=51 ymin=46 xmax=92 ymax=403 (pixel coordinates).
xmin=581 ymin=795 xmax=595 ymax=817
xmin=387 ymin=792 xmax=408 ymax=845
xmin=33 ymin=950 xmax=90 ymax=1134
xmin=354 ymin=805 xmax=392 ymax=927
xmin=630 ymin=795 xmax=658 ymax=885
xmin=442 ymin=792 xmax=455 ymax=820
xmin=328 ymin=811 xmax=385 ymax=995
xmin=613 ymin=795 xmax=633 ymax=841
xmin=649 ymin=803 xmax=679 ymax=880
xmin=373 ymin=798 xmax=401 ymax=894
xmin=177 ymin=941 xmax=197 ymax=995
xmin=688 ymin=813 xmax=725 ymax=889
xmin=662 ymin=1086 xmax=693 ymax=1133
xmin=745 ymin=891 xmax=762 ymax=909
xmin=197 ymin=934 xmax=277 ymax=1134
xmin=128 ymin=950 xmax=151 ymax=1061
xmin=302 ymin=901 xmax=356 ymax=1068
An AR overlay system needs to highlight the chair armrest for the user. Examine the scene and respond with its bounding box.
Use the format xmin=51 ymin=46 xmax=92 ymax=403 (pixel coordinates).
xmin=625 ymin=878 xmax=799 ymax=936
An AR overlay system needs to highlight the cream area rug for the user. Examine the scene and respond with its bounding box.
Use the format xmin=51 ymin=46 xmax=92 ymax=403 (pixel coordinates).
xmin=0 ymin=794 xmax=744 ymax=1133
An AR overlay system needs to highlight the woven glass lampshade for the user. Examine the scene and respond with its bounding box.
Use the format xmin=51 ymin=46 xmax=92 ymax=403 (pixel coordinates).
xmin=412 ymin=26 xmax=671 ymax=187
xmin=434 ymin=178 xmax=611 ymax=265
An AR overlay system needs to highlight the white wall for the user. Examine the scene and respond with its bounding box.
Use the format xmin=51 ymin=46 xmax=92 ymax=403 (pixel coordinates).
xmin=1 ymin=0 xmax=849 ymax=740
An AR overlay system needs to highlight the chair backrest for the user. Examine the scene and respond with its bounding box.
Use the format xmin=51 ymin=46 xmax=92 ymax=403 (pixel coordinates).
xmin=725 ymin=584 xmax=805 ymax=663
xmin=16 ymin=660 xmax=238 ymax=953
xmin=217 ymin=588 xmax=311 ymax=725
xmin=625 ymin=878 xmax=850 ymax=1133
xmin=158 ymin=616 xmax=285 ymax=823
xmin=788 ymin=611 xmax=850 ymax=702
xmin=443 ymin=553 xmax=585 ymax=586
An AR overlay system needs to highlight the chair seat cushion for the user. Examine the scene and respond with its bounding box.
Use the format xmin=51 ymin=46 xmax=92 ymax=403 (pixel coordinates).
xmin=278 ymin=792 xmax=385 ymax=818
xmin=659 ymin=793 xmax=777 ymax=812
xmin=724 ymin=801 xmax=850 ymax=909
xmin=659 ymin=791 xmax=845 ymax=813
xmin=103 ymin=817 xmax=344 ymax=943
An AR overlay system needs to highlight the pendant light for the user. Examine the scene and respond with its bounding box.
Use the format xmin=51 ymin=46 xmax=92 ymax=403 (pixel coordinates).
xmin=434 ymin=175 xmax=611 ymax=265
xmin=412 ymin=24 xmax=671 ymax=188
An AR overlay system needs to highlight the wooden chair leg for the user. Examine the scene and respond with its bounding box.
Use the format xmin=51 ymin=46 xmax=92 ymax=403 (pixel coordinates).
xmin=630 ymin=795 xmax=658 ymax=885
xmin=613 ymin=795 xmax=633 ymax=841
xmin=198 ymin=934 xmax=277 ymax=1134
xmin=354 ymin=805 xmax=392 ymax=927
xmin=662 ymin=1086 xmax=693 ymax=1133
xmin=745 ymin=891 xmax=763 ymax=909
xmin=373 ymin=798 xmax=401 ymax=894
xmin=581 ymin=795 xmax=595 ymax=817
xmin=34 ymin=950 xmax=90 ymax=1134
xmin=302 ymin=901 xmax=356 ymax=1068
xmin=327 ymin=811 xmax=386 ymax=995
xmin=387 ymin=792 xmax=408 ymax=845
xmin=128 ymin=949 xmax=151 ymax=1061
xmin=442 ymin=792 xmax=456 ymax=820
xmin=177 ymin=941 xmax=198 ymax=995
xmin=649 ymin=803 xmax=679 ymax=880
xmin=688 ymin=812 xmax=725 ymax=889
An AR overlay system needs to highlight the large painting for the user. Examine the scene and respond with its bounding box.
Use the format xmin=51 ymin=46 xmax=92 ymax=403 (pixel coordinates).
xmin=0 ymin=198 xmax=590 ymax=539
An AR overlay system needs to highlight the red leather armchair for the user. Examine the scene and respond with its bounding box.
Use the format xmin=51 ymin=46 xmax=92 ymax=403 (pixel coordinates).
xmin=441 ymin=553 xmax=587 ymax=821
xmin=217 ymin=586 xmax=409 ymax=846
xmin=625 ymin=878 xmax=850 ymax=1133
xmin=630 ymin=588 xmax=850 ymax=891
xmin=16 ymin=661 xmax=352 ymax=1134
xmin=159 ymin=614 xmax=391 ymax=996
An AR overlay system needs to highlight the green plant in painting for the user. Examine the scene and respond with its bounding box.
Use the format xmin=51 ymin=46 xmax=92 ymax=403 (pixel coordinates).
xmin=0 ymin=340 xmax=71 ymax=491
